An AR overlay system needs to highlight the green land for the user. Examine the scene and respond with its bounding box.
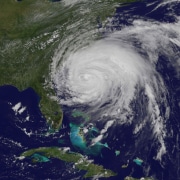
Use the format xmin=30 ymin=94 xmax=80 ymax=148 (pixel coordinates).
xmin=0 ymin=0 xmax=139 ymax=131
xmin=1 ymin=0 xmax=146 ymax=179
xmin=21 ymin=147 xmax=117 ymax=178
xmin=21 ymin=146 xmax=154 ymax=179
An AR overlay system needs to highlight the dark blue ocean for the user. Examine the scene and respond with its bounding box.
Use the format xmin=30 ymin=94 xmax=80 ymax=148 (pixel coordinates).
xmin=0 ymin=0 xmax=180 ymax=179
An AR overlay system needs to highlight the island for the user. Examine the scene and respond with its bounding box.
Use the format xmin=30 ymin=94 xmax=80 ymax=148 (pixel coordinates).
xmin=21 ymin=147 xmax=117 ymax=178
xmin=0 ymin=0 xmax=144 ymax=179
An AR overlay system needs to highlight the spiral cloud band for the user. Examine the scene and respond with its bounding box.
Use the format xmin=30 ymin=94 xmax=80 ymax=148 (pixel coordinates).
xmin=51 ymin=6 xmax=180 ymax=161
xmin=55 ymin=40 xmax=160 ymax=122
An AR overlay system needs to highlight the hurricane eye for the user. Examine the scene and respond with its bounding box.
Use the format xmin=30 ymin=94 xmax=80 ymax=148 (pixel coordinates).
xmin=50 ymin=1 xmax=180 ymax=179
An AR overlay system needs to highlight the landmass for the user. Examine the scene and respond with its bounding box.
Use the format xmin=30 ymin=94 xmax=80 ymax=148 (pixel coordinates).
xmin=21 ymin=146 xmax=153 ymax=179
xmin=0 ymin=0 xmax=140 ymax=131
xmin=21 ymin=147 xmax=117 ymax=178
xmin=1 ymin=0 xmax=142 ymax=179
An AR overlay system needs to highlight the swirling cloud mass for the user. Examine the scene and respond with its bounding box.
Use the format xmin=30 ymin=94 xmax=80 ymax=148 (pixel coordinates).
xmin=51 ymin=0 xmax=180 ymax=164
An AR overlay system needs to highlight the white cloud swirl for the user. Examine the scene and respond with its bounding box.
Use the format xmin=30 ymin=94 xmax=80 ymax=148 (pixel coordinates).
xmin=51 ymin=7 xmax=180 ymax=160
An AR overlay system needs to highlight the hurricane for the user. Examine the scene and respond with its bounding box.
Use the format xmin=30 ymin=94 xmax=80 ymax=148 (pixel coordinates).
xmin=1 ymin=0 xmax=180 ymax=180
xmin=50 ymin=0 xmax=180 ymax=179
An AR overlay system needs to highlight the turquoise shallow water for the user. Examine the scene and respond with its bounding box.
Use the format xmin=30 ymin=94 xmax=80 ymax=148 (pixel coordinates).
xmin=69 ymin=122 xmax=109 ymax=156
xmin=53 ymin=0 xmax=180 ymax=179
xmin=70 ymin=123 xmax=87 ymax=150
xmin=32 ymin=153 xmax=50 ymax=162
xmin=1 ymin=0 xmax=180 ymax=179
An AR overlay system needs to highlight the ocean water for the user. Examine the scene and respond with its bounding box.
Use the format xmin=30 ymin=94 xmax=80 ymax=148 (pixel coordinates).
xmin=0 ymin=0 xmax=180 ymax=179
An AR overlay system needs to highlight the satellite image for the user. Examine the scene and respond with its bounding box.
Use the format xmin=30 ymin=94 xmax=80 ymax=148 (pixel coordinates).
xmin=0 ymin=0 xmax=180 ymax=180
